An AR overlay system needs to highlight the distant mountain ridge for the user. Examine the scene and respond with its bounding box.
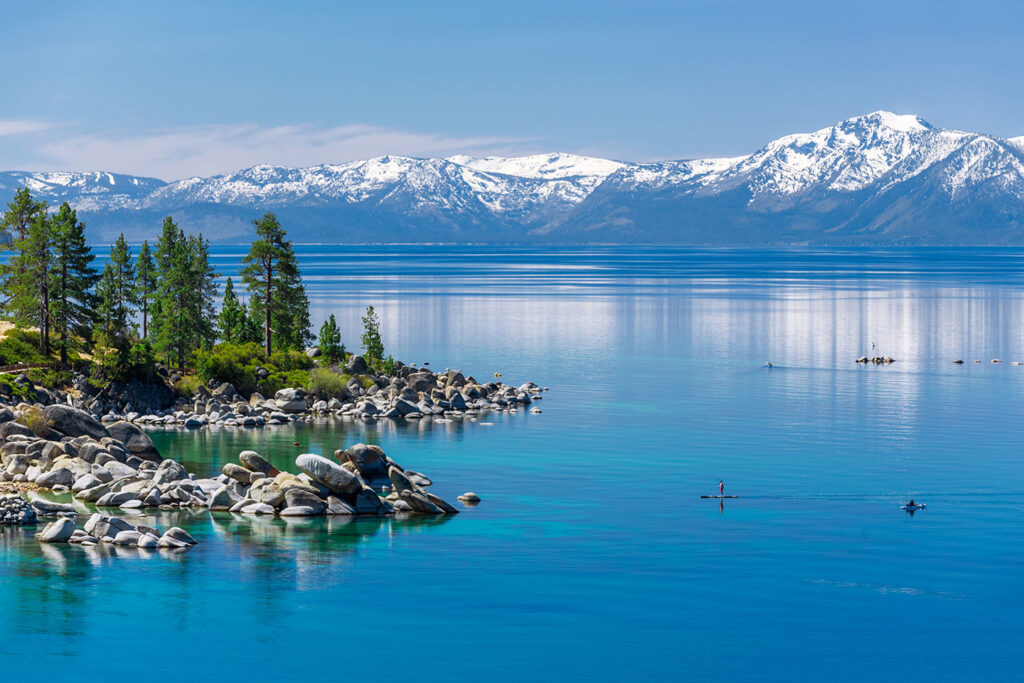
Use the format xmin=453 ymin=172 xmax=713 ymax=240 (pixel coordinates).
xmin=3 ymin=111 xmax=1024 ymax=245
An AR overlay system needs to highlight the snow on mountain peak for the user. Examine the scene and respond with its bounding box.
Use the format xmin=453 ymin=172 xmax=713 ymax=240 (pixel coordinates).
xmin=847 ymin=110 xmax=932 ymax=133
xmin=4 ymin=110 xmax=1024 ymax=246
xmin=449 ymin=153 xmax=625 ymax=181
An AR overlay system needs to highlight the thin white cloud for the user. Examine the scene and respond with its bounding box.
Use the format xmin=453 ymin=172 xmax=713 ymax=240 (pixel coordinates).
xmin=0 ymin=119 xmax=55 ymax=136
xmin=32 ymin=123 xmax=535 ymax=180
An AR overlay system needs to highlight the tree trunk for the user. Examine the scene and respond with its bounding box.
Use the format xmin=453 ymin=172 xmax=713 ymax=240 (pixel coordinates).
xmin=59 ymin=265 xmax=68 ymax=367
xmin=40 ymin=279 xmax=49 ymax=357
xmin=264 ymin=259 xmax=273 ymax=357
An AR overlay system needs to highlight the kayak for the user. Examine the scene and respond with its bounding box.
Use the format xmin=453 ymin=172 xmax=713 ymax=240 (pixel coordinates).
xmin=701 ymin=495 xmax=738 ymax=499
xmin=900 ymin=503 xmax=926 ymax=510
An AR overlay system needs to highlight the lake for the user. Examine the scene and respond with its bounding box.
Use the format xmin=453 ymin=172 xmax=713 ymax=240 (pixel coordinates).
xmin=2 ymin=246 xmax=1024 ymax=681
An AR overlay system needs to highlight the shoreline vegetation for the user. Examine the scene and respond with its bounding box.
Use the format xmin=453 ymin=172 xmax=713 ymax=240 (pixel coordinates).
xmin=0 ymin=189 xmax=542 ymax=553
xmin=0 ymin=187 xmax=545 ymax=422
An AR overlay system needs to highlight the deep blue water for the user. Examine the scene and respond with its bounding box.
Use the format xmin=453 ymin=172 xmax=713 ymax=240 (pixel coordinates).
xmin=3 ymin=246 xmax=1024 ymax=681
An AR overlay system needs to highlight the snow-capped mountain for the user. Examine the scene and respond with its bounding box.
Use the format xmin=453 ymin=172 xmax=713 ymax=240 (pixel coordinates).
xmin=3 ymin=111 xmax=1024 ymax=244
xmin=0 ymin=171 xmax=165 ymax=211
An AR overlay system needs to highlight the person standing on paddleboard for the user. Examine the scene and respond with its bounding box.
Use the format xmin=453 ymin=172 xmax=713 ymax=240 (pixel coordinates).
xmin=719 ymin=480 xmax=724 ymax=496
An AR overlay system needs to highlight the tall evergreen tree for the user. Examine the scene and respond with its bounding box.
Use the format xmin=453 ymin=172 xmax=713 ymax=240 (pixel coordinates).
xmin=239 ymin=299 xmax=264 ymax=345
xmin=19 ymin=212 xmax=54 ymax=355
xmin=361 ymin=305 xmax=384 ymax=360
xmin=0 ymin=188 xmax=44 ymax=244
xmin=240 ymin=212 xmax=310 ymax=355
xmin=50 ymin=203 xmax=98 ymax=366
xmin=186 ymin=233 xmax=218 ymax=352
xmin=94 ymin=234 xmax=137 ymax=375
xmin=218 ymin=277 xmax=244 ymax=343
xmin=153 ymin=224 xmax=218 ymax=370
xmin=135 ymin=240 xmax=156 ymax=339
xmin=149 ymin=216 xmax=180 ymax=350
xmin=0 ymin=189 xmax=46 ymax=321
xmin=318 ymin=314 xmax=344 ymax=363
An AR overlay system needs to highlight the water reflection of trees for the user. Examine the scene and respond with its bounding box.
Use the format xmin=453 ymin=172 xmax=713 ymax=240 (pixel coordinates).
xmin=3 ymin=507 xmax=455 ymax=638
xmin=208 ymin=512 xmax=454 ymax=589
xmin=145 ymin=414 xmax=509 ymax=477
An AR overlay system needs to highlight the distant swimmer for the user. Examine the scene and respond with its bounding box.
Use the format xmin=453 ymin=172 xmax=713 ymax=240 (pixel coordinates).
xmin=494 ymin=372 xmax=502 ymax=378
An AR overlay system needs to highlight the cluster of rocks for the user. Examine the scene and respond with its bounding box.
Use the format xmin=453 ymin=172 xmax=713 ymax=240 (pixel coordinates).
xmin=855 ymin=356 xmax=895 ymax=364
xmin=331 ymin=367 xmax=545 ymax=421
xmin=93 ymin=364 xmax=545 ymax=429
xmin=0 ymin=493 xmax=37 ymax=525
xmin=0 ymin=399 xmax=470 ymax=519
xmin=1 ymin=352 xmax=545 ymax=433
xmin=37 ymin=512 xmax=197 ymax=550
xmin=210 ymin=443 xmax=461 ymax=517
xmin=1 ymin=405 xmax=162 ymax=488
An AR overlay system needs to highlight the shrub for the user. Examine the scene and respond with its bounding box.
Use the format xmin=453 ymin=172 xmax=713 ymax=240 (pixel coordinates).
xmin=269 ymin=349 xmax=313 ymax=372
xmin=196 ymin=342 xmax=263 ymax=390
xmin=174 ymin=374 xmax=204 ymax=399
xmin=305 ymin=368 xmax=352 ymax=399
xmin=0 ymin=374 xmax=35 ymax=401
xmin=195 ymin=342 xmax=314 ymax=397
xmin=0 ymin=329 xmax=50 ymax=365
xmin=25 ymin=369 xmax=74 ymax=388
xmin=256 ymin=369 xmax=310 ymax=397
xmin=372 ymin=354 xmax=397 ymax=376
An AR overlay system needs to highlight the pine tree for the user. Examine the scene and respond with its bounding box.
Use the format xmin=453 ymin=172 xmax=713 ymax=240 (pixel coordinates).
xmin=153 ymin=223 xmax=218 ymax=371
xmin=239 ymin=299 xmax=263 ymax=344
xmin=218 ymin=277 xmax=244 ymax=343
xmin=186 ymin=233 xmax=218 ymax=352
xmin=49 ymin=203 xmax=98 ymax=366
xmin=94 ymin=234 xmax=137 ymax=375
xmin=240 ymin=212 xmax=310 ymax=355
xmin=318 ymin=314 xmax=344 ymax=363
xmin=135 ymin=240 xmax=156 ymax=339
xmin=361 ymin=305 xmax=384 ymax=360
xmin=0 ymin=188 xmax=46 ymax=324
xmin=149 ymin=216 xmax=180 ymax=353
xmin=0 ymin=188 xmax=43 ymax=244
xmin=18 ymin=212 xmax=54 ymax=355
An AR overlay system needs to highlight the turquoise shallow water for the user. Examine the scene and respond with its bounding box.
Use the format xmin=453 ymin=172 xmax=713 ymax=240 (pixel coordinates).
xmin=3 ymin=247 xmax=1024 ymax=680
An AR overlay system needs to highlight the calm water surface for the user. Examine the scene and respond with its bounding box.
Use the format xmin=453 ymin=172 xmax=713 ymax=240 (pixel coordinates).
xmin=2 ymin=247 xmax=1023 ymax=681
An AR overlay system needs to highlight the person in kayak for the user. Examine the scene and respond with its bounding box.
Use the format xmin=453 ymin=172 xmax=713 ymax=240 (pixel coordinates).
xmin=908 ymin=499 xmax=916 ymax=507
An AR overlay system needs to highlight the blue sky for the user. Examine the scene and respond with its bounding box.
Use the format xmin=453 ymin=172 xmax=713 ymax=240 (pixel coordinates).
xmin=2 ymin=0 xmax=1022 ymax=179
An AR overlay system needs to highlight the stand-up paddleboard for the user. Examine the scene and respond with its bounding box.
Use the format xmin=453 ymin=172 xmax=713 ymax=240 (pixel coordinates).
xmin=701 ymin=495 xmax=738 ymax=499
xmin=900 ymin=503 xmax=926 ymax=511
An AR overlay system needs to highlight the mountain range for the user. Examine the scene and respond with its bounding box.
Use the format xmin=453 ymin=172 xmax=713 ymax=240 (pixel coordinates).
xmin=3 ymin=111 xmax=1024 ymax=245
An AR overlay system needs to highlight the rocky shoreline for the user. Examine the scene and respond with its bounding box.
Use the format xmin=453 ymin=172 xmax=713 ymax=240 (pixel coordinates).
xmin=2 ymin=356 xmax=545 ymax=430
xmin=0 ymin=401 xmax=475 ymax=555
xmin=142 ymin=361 xmax=545 ymax=429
